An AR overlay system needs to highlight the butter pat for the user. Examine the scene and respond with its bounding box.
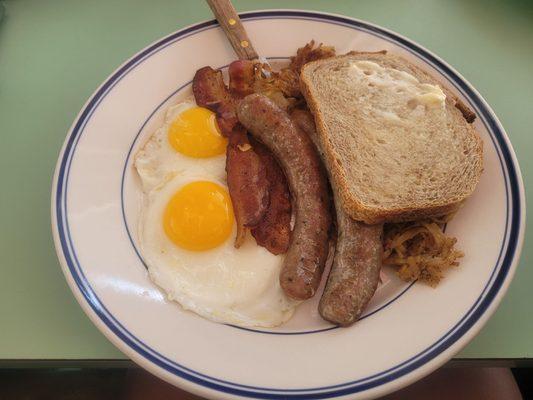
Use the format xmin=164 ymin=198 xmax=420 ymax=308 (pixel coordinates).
xmin=347 ymin=60 xmax=447 ymax=139
xmin=416 ymin=84 xmax=446 ymax=106
xmin=349 ymin=60 xmax=445 ymax=108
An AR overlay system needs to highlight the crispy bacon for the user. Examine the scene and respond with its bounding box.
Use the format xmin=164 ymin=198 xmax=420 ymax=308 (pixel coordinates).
xmin=215 ymin=103 xmax=239 ymax=137
xmin=193 ymin=67 xmax=237 ymax=137
xmin=250 ymin=139 xmax=291 ymax=254
xmin=193 ymin=64 xmax=271 ymax=248
xmin=193 ymin=63 xmax=270 ymax=247
xmin=226 ymin=129 xmax=270 ymax=247
xmin=192 ymin=66 xmax=231 ymax=111
xmin=193 ymin=60 xmax=297 ymax=253
xmin=229 ymin=60 xmax=256 ymax=98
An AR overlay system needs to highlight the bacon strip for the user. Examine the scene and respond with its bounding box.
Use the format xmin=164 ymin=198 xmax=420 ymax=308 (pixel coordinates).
xmin=193 ymin=64 xmax=270 ymax=248
xmin=215 ymin=103 xmax=239 ymax=138
xmin=192 ymin=67 xmax=237 ymax=137
xmin=228 ymin=61 xmax=292 ymax=253
xmin=192 ymin=62 xmax=292 ymax=252
xmin=226 ymin=130 xmax=270 ymax=247
xmin=192 ymin=66 xmax=231 ymax=110
xmin=229 ymin=60 xmax=256 ymax=98
xmin=250 ymin=139 xmax=291 ymax=255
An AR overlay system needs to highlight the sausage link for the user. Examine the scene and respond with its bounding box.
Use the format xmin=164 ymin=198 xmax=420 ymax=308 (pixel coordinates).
xmin=291 ymin=109 xmax=383 ymax=325
xmin=237 ymin=95 xmax=331 ymax=300
xmin=319 ymin=217 xmax=382 ymax=325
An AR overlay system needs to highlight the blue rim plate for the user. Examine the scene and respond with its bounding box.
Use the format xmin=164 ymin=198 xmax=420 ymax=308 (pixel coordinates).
xmin=51 ymin=10 xmax=525 ymax=400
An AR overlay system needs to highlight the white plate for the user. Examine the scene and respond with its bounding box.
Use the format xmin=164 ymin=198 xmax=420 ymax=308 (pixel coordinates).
xmin=51 ymin=10 xmax=525 ymax=400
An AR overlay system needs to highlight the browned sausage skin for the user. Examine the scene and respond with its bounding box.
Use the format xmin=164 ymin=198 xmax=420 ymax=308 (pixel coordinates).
xmin=291 ymin=108 xmax=383 ymax=326
xmin=319 ymin=216 xmax=382 ymax=325
xmin=237 ymin=94 xmax=332 ymax=300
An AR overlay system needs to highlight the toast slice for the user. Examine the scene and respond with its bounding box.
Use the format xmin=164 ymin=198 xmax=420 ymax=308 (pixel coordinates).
xmin=300 ymin=52 xmax=483 ymax=224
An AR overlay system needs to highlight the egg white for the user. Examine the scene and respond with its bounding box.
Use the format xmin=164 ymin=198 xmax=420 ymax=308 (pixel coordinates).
xmin=135 ymin=101 xmax=298 ymax=327
xmin=134 ymin=101 xmax=226 ymax=193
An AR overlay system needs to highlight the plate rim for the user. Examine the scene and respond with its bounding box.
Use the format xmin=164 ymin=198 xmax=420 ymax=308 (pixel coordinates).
xmin=50 ymin=9 xmax=526 ymax=400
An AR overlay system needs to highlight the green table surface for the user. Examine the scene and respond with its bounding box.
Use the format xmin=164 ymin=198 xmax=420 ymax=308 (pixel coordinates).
xmin=0 ymin=0 xmax=531 ymax=363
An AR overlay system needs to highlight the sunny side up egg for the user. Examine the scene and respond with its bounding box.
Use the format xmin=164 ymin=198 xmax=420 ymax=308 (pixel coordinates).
xmin=134 ymin=100 xmax=298 ymax=327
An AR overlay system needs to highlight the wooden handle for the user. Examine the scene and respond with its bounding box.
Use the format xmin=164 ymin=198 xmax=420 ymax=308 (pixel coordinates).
xmin=205 ymin=0 xmax=258 ymax=60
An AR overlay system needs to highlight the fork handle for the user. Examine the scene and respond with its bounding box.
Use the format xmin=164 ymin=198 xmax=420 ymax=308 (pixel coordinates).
xmin=205 ymin=0 xmax=259 ymax=60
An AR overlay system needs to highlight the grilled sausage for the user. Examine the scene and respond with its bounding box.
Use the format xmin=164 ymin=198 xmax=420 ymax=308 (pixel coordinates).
xmin=291 ymin=108 xmax=383 ymax=326
xmin=319 ymin=218 xmax=382 ymax=325
xmin=237 ymin=95 xmax=332 ymax=300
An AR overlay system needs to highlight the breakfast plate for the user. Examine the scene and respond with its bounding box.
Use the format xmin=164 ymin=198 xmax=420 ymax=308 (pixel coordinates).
xmin=51 ymin=10 xmax=525 ymax=400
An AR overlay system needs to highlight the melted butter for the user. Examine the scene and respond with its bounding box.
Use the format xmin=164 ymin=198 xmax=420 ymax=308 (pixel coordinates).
xmin=348 ymin=60 xmax=447 ymax=140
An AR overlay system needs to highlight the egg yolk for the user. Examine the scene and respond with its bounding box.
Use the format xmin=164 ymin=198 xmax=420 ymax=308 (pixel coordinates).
xmin=168 ymin=107 xmax=227 ymax=158
xmin=163 ymin=181 xmax=234 ymax=251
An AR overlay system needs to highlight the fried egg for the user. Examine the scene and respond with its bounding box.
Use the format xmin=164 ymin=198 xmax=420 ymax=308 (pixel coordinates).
xmin=135 ymin=101 xmax=227 ymax=192
xmin=135 ymin=101 xmax=297 ymax=327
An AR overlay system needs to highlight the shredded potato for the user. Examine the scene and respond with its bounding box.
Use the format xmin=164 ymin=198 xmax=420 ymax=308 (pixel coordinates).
xmin=383 ymin=215 xmax=464 ymax=286
xmin=252 ymin=41 xmax=336 ymax=110
xmin=289 ymin=40 xmax=336 ymax=73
